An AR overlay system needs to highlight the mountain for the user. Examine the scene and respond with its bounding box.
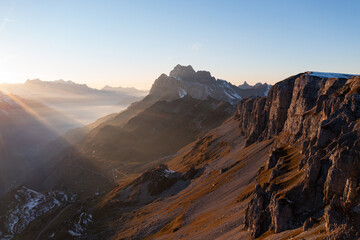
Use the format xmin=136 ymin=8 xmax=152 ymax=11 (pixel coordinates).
xmin=0 ymin=91 xmax=80 ymax=196
xmin=238 ymin=80 xmax=252 ymax=89
xmin=238 ymin=80 xmax=270 ymax=90
xmin=19 ymin=65 xmax=268 ymax=195
xmin=0 ymin=79 xmax=146 ymax=125
xmin=99 ymin=65 xmax=270 ymax=130
xmin=101 ymin=85 xmax=148 ymax=97
xmin=149 ymin=64 xmax=270 ymax=104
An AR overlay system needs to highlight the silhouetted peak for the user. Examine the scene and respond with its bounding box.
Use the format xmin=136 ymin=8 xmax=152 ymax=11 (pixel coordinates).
xmin=238 ymin=81 xmax=252 ymax=89
xmin=169 ymin=64 xmax=196 ymax=79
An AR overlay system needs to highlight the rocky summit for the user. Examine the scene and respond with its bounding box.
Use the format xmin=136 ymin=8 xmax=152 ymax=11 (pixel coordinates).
xmin=150 ymin=64 xmax=270 ymax=104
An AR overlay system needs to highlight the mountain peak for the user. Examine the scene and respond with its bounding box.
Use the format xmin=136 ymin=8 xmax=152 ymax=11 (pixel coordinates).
xmin=149 ymin=65 xmax=270 ymax=104
xmin=238 ymin=81 xmax=252 ymax=89
xmin=169 ymin=64 xmax=196 ymax=79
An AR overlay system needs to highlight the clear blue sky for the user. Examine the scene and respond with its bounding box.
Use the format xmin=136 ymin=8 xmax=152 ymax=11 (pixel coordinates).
xmin=0 ymin=0 xmax=359 ymax=89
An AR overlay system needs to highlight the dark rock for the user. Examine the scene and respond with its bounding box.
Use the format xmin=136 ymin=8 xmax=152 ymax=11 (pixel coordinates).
xmin=239 ymin=74 xmax=360 ymax=238
xmin=244 ymin=184 xmax=271 ymax=238
xmin=325 ymin=195 xmax=346 ymax=231
xmin=183 ymin=166 xmax=204 ymax=180
xmin=267 ymin=148 xmax=285 ymax=169
xmin=269 ymin=196 xmax=294 ymax=233
xmin=303 ymin=217 xmax=319 ymax=231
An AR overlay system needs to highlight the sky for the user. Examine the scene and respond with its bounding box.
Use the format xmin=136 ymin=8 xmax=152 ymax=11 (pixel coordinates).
xmin=0 ymin=0 xmax=359 ymax=90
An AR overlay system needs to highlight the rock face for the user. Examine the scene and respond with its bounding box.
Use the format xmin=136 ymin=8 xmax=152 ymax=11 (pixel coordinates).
xmin=237 ymin=72 xmax=360 ymax=239
xmin=149 ymin=65 xmax=270 ymax=104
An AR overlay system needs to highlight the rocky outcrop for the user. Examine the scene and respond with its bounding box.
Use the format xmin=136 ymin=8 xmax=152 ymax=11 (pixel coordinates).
xmin=111 ymin=164 xmax=203 ymax=205
xmin=0 ymin=186 xmax=73 ymax=238
xmin=239 ymin=72 xmax=360 ymax=239
xmin=235 ymin=97 xmax=267 ymax=146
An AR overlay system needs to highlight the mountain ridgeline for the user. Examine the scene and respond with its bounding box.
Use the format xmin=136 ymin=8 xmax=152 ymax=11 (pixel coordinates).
xmin=150 ymin=64 xmax=270 ymax=104
xmin=1 ymin=66 xmax=359 ymax=240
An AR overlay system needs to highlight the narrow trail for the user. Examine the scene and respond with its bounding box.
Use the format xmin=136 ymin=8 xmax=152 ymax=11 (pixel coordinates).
xmin=35 ymin=204 xmax=71 ymax=240
xmin=112 ymin=168 xmax=130 ymax=181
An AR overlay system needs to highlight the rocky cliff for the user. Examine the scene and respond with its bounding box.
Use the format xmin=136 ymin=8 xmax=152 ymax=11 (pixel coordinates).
xmin=235 ymin=71 xmax=360 ymax=239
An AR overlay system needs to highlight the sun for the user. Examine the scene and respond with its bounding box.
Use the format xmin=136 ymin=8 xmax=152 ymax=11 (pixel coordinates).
xmin=0 ymin=72 xmax=23 ymax=85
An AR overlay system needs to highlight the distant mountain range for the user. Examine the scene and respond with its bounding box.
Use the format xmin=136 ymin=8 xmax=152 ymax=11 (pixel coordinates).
xmin=0 ymin=79 xmax=148 ymax=125
xmin=238 ymin=80 xmax=266 ymax=89
xmin=101 ymin=85 xmax=148 ymax=97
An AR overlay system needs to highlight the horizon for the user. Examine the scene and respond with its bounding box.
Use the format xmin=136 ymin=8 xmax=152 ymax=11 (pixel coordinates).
xmin=1 ymin=1 xmax=359 ymax=89
xmin=1 ymin=66 xmax=358 ymax=91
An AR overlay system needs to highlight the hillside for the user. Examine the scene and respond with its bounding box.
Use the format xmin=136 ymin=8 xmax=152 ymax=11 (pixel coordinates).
xmin=0 ymin=92 xmax=79 ymax=196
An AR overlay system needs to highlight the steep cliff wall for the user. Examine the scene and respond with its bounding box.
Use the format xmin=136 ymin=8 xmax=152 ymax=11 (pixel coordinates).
xmin=235 ymin=72 xmax=360 ymax=239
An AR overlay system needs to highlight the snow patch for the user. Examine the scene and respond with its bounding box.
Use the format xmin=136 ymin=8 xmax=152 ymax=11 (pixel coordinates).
xmin=178 ymin=88 xmax=187 ymax=98
xmin=68 ymin=212 xmax=93 ymax=237
xmin=224 ymin=91 xmax=235 ymax=99
xmin=264 ymin=84 xmax=271 ymax=96
xmin=164 ymin=169 xmax=176 ymax=177
xmin=308 ymin=71 xmax=358 ymax=79
xmin=229 ymin=90 xmax=241 ymax=99
xmin=68 ymin=230 xmax=82 ymax=237
xmin=1 ymin=186 xmax=71 ymax=238
xmin=173 ymin=76 xmax=183 ymax=81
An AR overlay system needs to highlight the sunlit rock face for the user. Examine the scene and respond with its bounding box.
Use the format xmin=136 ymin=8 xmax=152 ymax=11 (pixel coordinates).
xmin=237 ymin=72 xmax=360 ymax=239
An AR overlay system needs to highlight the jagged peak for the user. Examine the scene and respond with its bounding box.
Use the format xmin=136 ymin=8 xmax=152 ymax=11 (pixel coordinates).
xmin=169 ymin=64 xmax=196 ymax=79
